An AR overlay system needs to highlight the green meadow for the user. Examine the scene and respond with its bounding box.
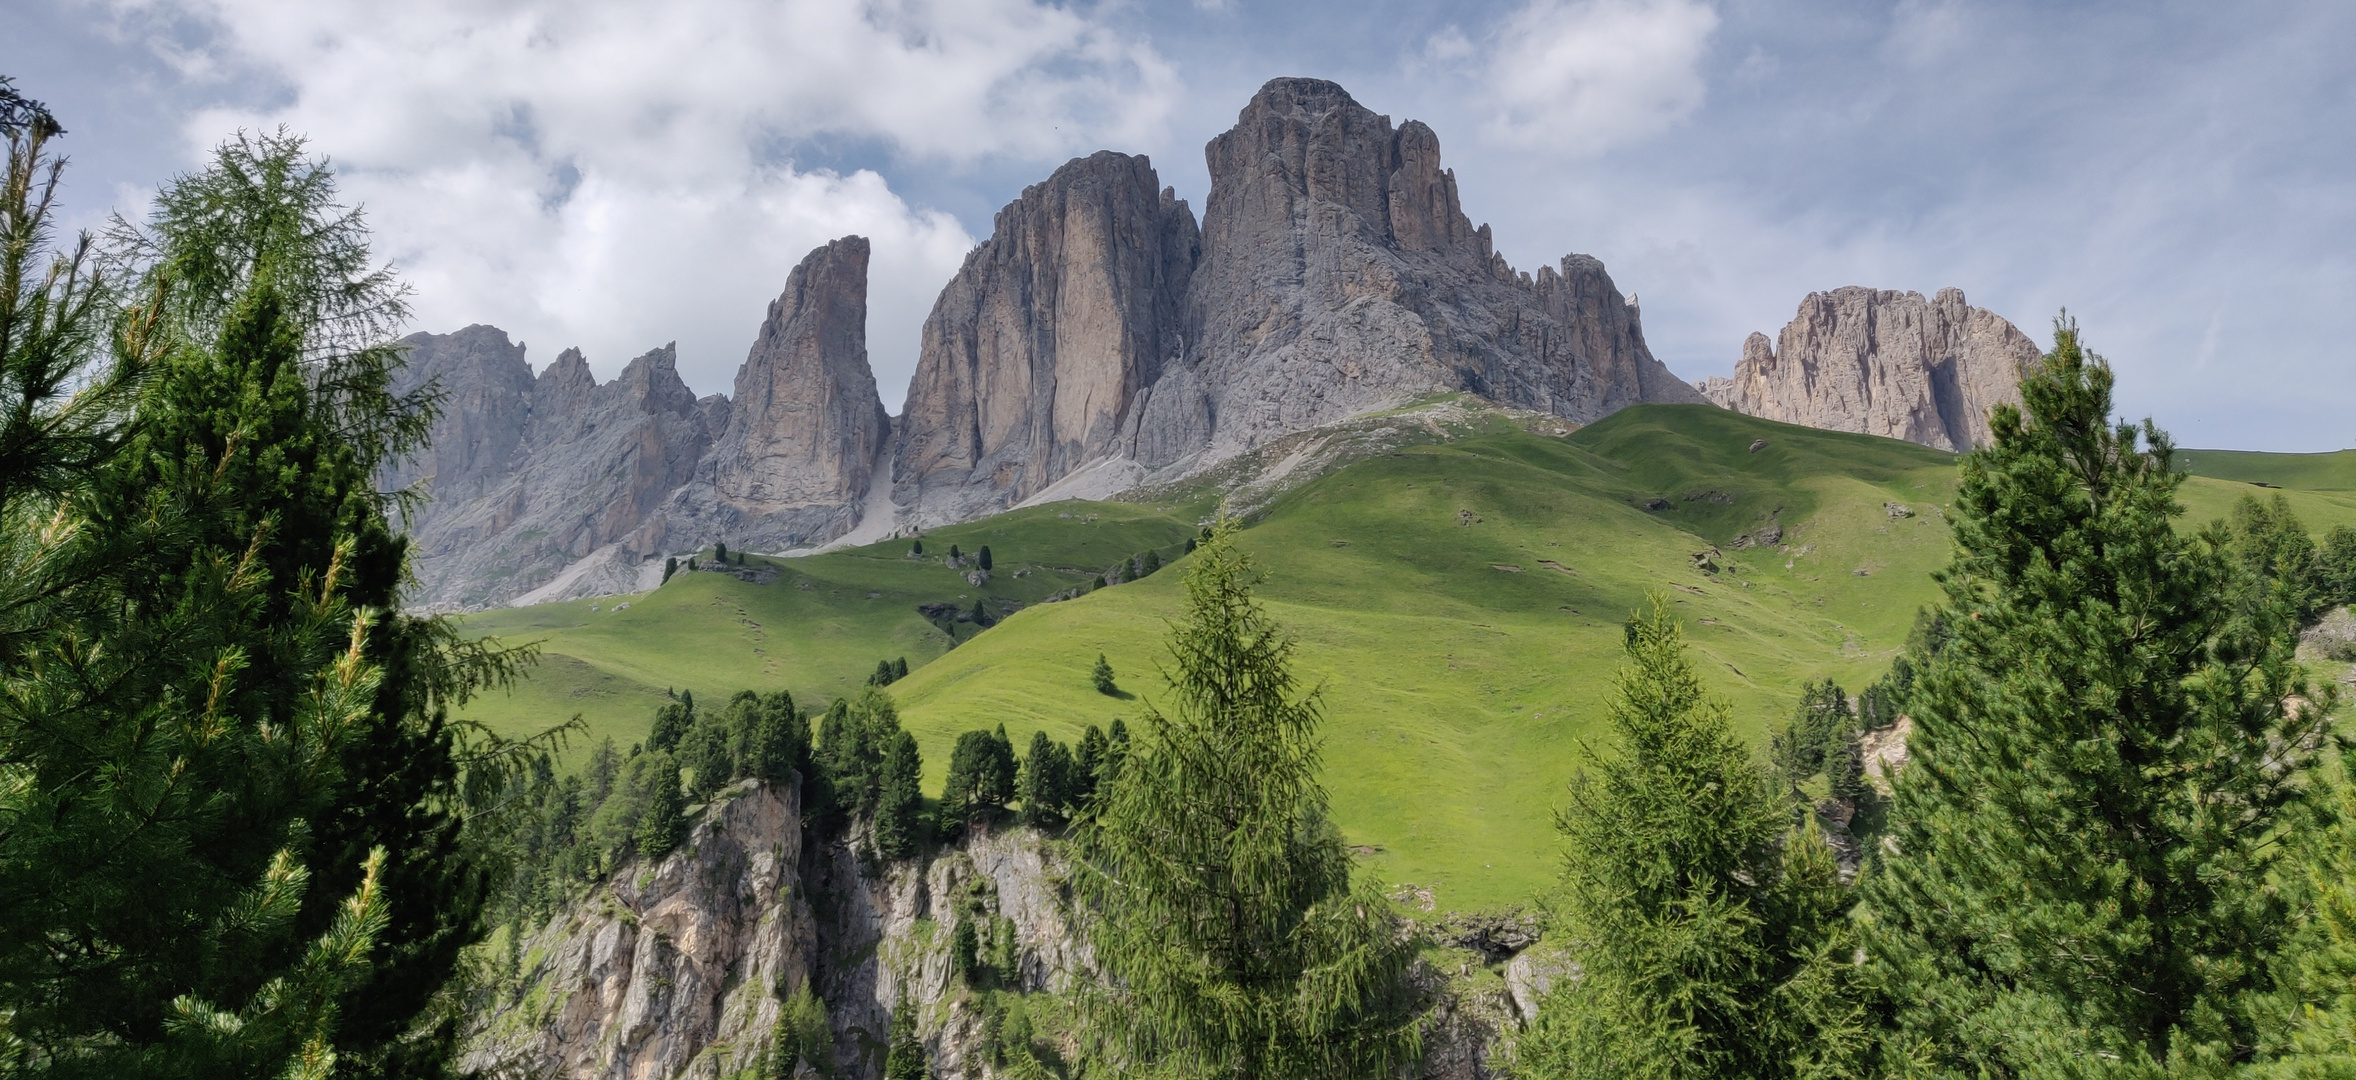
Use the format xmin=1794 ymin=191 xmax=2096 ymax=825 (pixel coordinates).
xmin=457 ymin=404 xmax=2356 ymax=913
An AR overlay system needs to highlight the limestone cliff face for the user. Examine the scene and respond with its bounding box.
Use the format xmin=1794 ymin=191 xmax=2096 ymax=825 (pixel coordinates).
xmin=462 ymin=780 xmax=818 ymax=1080
xmin=649 ymin=236 xmax=892 ymax=551
xmin=463 ymin=779 xmax=1089 ymax=1080
xmin=393 ymin=337 xmax=714 ymax=610
xmin=894 ymin=152 xmax=1198 ymax=525
xmin=1698 ymin=287 xmax=2037 ymax=452
xmin=385 ymin=324 xmax=535 ymax=510
xmin=1130 ymin=77 xmax=1702 ymax=471
xmin=398 ymin=78 xmax=1708 ymax=607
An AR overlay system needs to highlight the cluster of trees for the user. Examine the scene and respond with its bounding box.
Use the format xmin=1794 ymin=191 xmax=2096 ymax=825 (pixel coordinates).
xmin=935 ymin=720 xmax=1128 ymax=833
xmin=867 ymin=656 xmax=909 ymax=687
xmin=1516 ymin=321 xmax=2356 ymax=1078
xmin=0 ymin=87 xmax=560 ymax=1075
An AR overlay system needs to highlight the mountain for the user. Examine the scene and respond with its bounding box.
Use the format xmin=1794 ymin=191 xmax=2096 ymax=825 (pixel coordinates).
xmin=1697 ymin=286 xmax=2038 ymax=452
xmin=394 ymin=77 xmax=1707 ymax=609
xmin=391 ymin=333 xmax=716 ymax=610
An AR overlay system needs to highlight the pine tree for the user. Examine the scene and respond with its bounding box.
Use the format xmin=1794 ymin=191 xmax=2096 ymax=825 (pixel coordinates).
xmin=911 ymin=537 xmax=923 ymax=556
xmin=1074 ymin=724 xmax=1110 ymax=807
xmin=716 ymin=541 xmax=728 ymax=562
xmin=978 ymin=545 xmax=992 ymax=571
xmin=939 ymin=727 xmax=1018 ymax=827
xmin=1018 ymin=731 xmax=1077 ymax=827
xmin=636 ymin=753 xmax=686 ymax=860
xmin=949 ymin=543 xmax=961 ymax=562
xmin=1092 ymin=653 xmax=1118 ymax=695
xmin=872 ymin=730 xmax=926 ymax=860
xmin=2318 ymin=524 xmax=2356 ymax=610
xmin=1860 ymin=319 xmax=2326 ymax=1075
xmin=651 ymin=694 xmax=696 ymax=753
xmin=739 ymin=691 xmax=804 ymax=786
xmin=663 ymin=555 xmax=678 ymax=582
xmin=772 ymin=982 xmax=833 ymax=1078
xmin=1072 ymin=519 xmax=1420 ymax=1078
xmin=971 ymin=597 xmax=991 ymax=627
xmin=893 ymin=657 xmax=909 ymax=681
xmin=1517 ymin=594 xmax=1863 ymax=1079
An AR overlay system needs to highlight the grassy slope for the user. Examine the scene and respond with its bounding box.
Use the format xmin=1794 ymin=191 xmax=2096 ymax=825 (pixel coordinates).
xmin=2182 ymin=448 xmax=2356 ymax=491
xmin=457 ymin=501 xmax=1202 ymax=753
xmin=459 ymin=405 xmax=2356 ymax=914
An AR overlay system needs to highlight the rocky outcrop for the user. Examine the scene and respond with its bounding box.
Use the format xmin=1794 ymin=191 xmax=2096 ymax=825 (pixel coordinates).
xmin=893 ymin=153 xmax=1198 ymax=525
xmin=1128 ymin=77 xmax=1703 ymax=472
xmin=465 ymin=777 xmax=1088 ymax=1080
xmin=463 ymin=780 xmax=817 ymax=1080
xmin=652 ymin=236 xmax=893 ymax=550
xmin=392 ymin=335 xmax=715 ymax=610
xmin=1698 ymin=287 xmax=2038 ymax=452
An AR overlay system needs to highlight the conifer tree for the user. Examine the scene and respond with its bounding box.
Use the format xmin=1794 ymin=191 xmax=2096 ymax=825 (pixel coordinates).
xmin=939 ymin=727 xmax=1017 ymax=827
xmin=1860 ymin=319 xmax=2327 ymax=1075
xmin=1018 ymin=730 xmax=1076 ymax=826
xmin=883 ymin=1008 xmax=928 ymax=1080
xmin=1517 ymin=594 xmax=1864 ymax=1079
xmin=636 ymin=753 xmax=686 ymax=859
xmin=872 ymin=730 xmax=925 ymax=860
xmin=1072 ymin=520 xmax=1419 ymax=1078
xmin=1092 ymin=653 xmax=1118 ymax=695
xmin=977 ymin=545 xmax=992 ymax=571
xmin=1074 ymin=724 xmax=1110 ymax=806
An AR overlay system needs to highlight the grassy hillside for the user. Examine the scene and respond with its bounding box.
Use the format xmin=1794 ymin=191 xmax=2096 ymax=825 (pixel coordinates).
xmin=2183 ymin=447 xmax=2356 ymax=492
xmin=457 ymin=404 xmax=2356 ymax=914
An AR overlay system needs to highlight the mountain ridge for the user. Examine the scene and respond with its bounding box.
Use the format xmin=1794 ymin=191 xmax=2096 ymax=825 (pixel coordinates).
xmin=390 ymin=78 xmax=1704 ymax=610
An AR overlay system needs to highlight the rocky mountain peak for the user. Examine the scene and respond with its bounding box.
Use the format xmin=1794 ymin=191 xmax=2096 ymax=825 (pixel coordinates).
xmin=396 ymin=76 xmax=1708 ymax=608
xmin=894 ymin=150 xmax=1198 ymax=525
xmin=1699 ymin=286 xmax=2037 ymax=452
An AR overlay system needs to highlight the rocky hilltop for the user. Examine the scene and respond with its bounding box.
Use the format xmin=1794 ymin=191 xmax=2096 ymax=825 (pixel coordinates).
xmin=1697 ymin=287 xmax=2038 ymax=452
xmin=394 ymin=77 xmax=1705 ymax=608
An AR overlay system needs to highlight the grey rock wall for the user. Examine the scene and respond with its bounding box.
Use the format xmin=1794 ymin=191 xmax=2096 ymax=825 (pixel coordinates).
xmin=392 ymin=335 xmax=714 ymax=610
xmin=893 ymin=152 xmax=1198 ymax=526
xmin=397 ymin=78 xmax=1708 ymax=608
xmin=1698 ymin=286 xmax=2038 ymax=452
xmin=1131 ymin=77 xmax=1703 ymax=472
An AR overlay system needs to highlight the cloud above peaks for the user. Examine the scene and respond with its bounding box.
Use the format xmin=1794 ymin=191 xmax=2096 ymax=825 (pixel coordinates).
xmin=118 ymin=0 xmax=1180 ymax=405
xmin=1477 ymin=0 xmax=1719 ymax=153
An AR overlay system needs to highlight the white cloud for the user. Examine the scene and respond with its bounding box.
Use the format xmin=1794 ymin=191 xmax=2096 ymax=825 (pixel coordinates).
xmin=103 ymin=0 xmax=1180 ymax=406
xmin=1478 ymin=0 xmax=1718 ymax=152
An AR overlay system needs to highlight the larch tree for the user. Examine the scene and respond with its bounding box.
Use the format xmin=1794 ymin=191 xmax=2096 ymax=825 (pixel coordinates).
xmin=1072 ymin=518 xmax=1421 ymax=1079
xmin=1516 ymin=594 xmax=1864 ymax=1080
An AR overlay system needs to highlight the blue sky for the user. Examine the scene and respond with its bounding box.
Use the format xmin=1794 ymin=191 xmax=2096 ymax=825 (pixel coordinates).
xmin=8 ymin=0 xmax=2351 ymax=450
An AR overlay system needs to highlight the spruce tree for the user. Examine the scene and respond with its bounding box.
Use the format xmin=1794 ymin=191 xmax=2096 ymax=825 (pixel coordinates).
xmin=1092 ymin=653 xmax=1118 ymax=695
xmin=978 ymin=545 xmax=992 ymax=571
xmin=1072 ymin=520 xmax=1419 ymax=1078
xmin=1860 ymin=320 xmax=2326 ymax=1075
xmin=1516 ymin=594 xmax=1864 ymax=1079
xmin=1074 ymin=724 xmax=1109 ymax=806
xmin=883 ymin=1008 xmax=928 ymax=1080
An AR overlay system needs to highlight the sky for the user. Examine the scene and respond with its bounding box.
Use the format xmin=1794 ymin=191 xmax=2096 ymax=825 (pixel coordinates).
xmin=8 ymin=0 xmax=2351 ymax=451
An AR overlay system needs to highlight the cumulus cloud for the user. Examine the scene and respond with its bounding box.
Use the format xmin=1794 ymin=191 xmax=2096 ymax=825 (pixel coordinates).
xmin=1477 ymin=0 xmax=1719 ymax=152
xmin=103 ymin=0 xmax=1180 ymax=405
